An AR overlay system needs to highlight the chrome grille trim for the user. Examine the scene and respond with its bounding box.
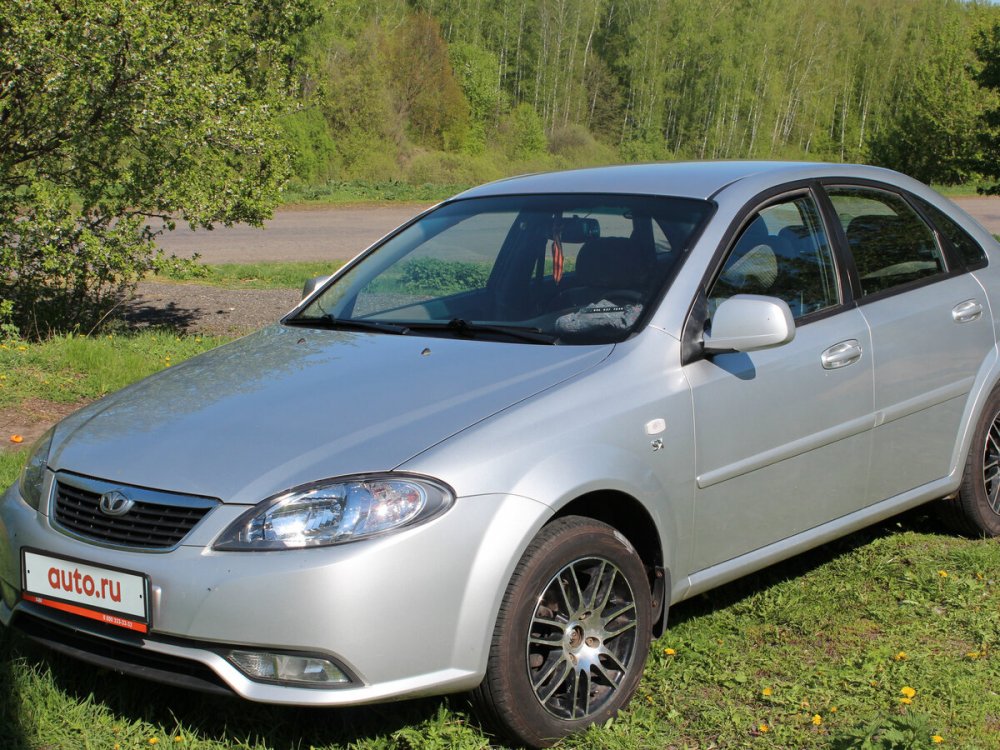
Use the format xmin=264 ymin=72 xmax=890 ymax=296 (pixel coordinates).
xmin=52 ymin=472 xmax=219 ymax=551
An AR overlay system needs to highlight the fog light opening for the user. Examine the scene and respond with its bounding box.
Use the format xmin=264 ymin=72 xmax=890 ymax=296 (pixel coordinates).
xmin=227 ymin=649 xmax=351 ymax=686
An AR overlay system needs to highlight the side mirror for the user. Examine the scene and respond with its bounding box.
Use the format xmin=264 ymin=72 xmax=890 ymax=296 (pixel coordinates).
xmin=301 ymin=275 xmax=331 ymax=300
xmin=703 ymin=294 xmax=795 ymax=353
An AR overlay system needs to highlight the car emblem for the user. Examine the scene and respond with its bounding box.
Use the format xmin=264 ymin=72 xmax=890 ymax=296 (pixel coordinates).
xmin=98 ymin=490 xmax=135 ymax=517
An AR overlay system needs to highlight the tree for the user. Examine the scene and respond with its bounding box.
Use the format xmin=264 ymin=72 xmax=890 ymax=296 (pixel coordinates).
xmin=976 ymin=20 xmax=1000 ymax=193
xmin=382 ymin=13 xmax=469 ymax=151
xmin=0 ymin=0 xmax=314 ymax=336
xmin=868 ymin=7 xmax=987 ymax=184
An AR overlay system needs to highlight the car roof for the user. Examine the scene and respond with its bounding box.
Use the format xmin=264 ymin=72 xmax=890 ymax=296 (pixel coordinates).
xmin=454 ymin=161 xmax=914 ymax=201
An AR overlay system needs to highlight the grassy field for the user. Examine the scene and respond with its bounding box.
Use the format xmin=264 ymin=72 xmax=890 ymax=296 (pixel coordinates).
xmin=279 ymin=180 xmax=466 ymax=206
xmin=0 ymin=321 xmax=997 ymax=749
xmin=152 ymin=261 xmax=346 ymax=290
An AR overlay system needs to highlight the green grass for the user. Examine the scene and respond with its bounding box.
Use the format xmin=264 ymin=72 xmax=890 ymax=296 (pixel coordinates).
xmin=0 ymin=331 xmax=227 ymax=410
xmin=0 ymin=513 xmax=995 ymax=749
xmin=280 ymin=179 xmax=467 ymax=206
xmin=154 ymin=261 xmax=345 ymax=290
xmin=0 ymin=452 xmax=26 ymax=490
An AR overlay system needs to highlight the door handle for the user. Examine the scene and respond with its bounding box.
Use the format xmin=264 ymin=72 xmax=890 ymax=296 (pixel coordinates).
xmin=952 ymin=299 xmax=983 ymax=323
xmin=821 ymin=340 xmax=862 ymax=370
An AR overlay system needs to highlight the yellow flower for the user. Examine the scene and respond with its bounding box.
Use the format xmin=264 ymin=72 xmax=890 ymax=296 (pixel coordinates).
xmin=811 ymin=714 xmax=822 ymax=726
xmin=758 ymin=723 xmax=770 ymax=733
xmin=894 ymin=651 xmax=908 ymax=661
xmin=830 ymin=706 xmax=838 ymax=713
xmin=149 ymin=740 xmax=160 ymax=746
xmin=932 ymin=735 xmax=944 ymax=744
xmin=174 ymin=737 xmax=184 ymax=743
xmin=663 ymin=647 xmax=676 ymax=655
xmin=900 ymin=697 xmax=913 ymax=705
xmin=900 ymin=686 xmax=916 ymax=699
xmin=938 ymin=570 xmax=949 ymax=578
xmin=762 ymin=687 xmax=773 ymax=697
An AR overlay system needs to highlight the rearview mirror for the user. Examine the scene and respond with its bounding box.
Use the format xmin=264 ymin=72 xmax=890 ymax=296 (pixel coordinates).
xmin=559 ymin=216 xmax=600 ymax=243
xmin=703 ymin=294 xmax=795 ymax=353
xmin=301 ymin=275 xmax=331 ymax=300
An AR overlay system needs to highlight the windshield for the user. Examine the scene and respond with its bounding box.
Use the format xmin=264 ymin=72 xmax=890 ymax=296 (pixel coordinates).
xmin=291 ymin=194 xmax=713 ymax=344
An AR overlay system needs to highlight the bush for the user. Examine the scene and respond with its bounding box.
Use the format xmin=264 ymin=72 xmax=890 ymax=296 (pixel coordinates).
xmin=548 ymin=124 xmax=619 ymax=167
xmin=280 ymin=108 xmax=341 ymax=185
xmin=497 ymin=103 xmax=548 ymax=161
xmin=0 ymin=183 xmax=203 ymax=339
xmin=397 ymin=258 xmax=490 ymax=295
xmin=405 ymin=150 xmax=505 ymax=185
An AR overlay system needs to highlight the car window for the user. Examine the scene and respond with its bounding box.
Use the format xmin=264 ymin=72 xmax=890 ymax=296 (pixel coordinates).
xmin=709 ymin=193 xmax=840 ymax=319
xmin=912 ymin=196 xmax=988 ymax=269
xmin=295 ymin=194 xmax=713 ymax=344
xmin=827 ymin=187 xmax=946 ymax=296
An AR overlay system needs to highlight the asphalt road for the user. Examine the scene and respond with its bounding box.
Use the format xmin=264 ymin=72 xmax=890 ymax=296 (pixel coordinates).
xmin=152 ymin=197 xmax=1000 ymax=264
xmin=151 ymin=204 xmax=431 ymax=264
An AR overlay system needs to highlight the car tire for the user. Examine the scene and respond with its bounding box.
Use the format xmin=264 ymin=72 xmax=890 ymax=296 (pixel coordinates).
xmin=941 ymin=388 xmax=1000 ymax=537
xmin=472 ymin=515 xmax=652 ymax=748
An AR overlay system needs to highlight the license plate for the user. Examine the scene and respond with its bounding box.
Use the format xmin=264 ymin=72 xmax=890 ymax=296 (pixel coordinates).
xmin=22 ymin=549 xmax=150 ymax=633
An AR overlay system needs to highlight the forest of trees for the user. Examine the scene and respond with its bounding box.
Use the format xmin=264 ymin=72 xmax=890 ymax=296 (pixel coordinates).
xmin=282 ymin=0 xmax=1000 ymax=189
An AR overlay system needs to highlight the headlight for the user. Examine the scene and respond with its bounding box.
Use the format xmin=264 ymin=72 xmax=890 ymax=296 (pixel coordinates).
xmin=18 ymin=427 xmax=55 ymax=511
xmin=214 ymin=474 xmax=453 ymax=550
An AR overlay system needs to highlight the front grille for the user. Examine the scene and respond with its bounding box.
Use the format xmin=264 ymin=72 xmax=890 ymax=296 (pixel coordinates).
xmin=53 ymin=473 xmax=218 ymax=549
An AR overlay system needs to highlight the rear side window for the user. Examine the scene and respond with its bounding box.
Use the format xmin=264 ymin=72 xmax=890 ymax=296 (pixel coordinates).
xmin=827 ymin=187 xmax=945 ymax=296
xmin=912 ymin=196 xmax=988 ymax=269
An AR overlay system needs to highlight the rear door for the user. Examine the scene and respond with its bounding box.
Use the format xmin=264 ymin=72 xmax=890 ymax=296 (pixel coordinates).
xmin=825 ymin=185 xmax=995 ymax=502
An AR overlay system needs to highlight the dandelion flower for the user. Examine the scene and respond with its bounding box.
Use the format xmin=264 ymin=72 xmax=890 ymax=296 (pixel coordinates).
xmin=758 ymin=723 xmax=770 ymax=733
xmin=895 ymin=651 xmax=908 ymax=661
xmin=830 ymin=706 xmax=838 ymax=713
xmin=932 ymin=735 xmax=944 ymax=744
xmin=900 ymin=697 xmax=913 ymax=705
xmin=663 ymin=647 xmax=676 ymax=655
xmin=966 ymin=652 xmax=980 ymax=660
xmin=811 ymin=714 xmax=822 ymax=726
xmin=149 ymin=740 xmax=160 ymax=746
xmin=938 ymin=570 xmax=949 ymax=578
xmin=900 ymin=686 xmax=916 ymax=699
xmin=174 ymin=737 xmax=184 ymax=743
xmin=762 ymin=687 xmax=773 ymax=697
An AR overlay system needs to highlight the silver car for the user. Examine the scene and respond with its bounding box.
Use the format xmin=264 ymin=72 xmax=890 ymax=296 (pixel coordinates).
xmin=3 ymin=162 xmax=999 ymax=747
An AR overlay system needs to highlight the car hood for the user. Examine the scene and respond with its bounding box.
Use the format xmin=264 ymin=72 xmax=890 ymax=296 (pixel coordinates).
xmin=49 ymin=325 xmax=611 ymax=503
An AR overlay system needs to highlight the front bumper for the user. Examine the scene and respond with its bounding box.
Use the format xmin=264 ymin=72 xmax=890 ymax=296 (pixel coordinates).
xmin=0 ymin=476 xmax=550 ymax=705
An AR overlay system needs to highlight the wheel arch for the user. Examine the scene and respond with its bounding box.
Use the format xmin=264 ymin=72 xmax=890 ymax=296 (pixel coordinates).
xmin=551 ymin=490 xmax=669 ymax=636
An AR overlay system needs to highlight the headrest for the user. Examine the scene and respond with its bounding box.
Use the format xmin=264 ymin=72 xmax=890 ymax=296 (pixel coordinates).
xmin=575 ymin=237 xmax=643 ymax=288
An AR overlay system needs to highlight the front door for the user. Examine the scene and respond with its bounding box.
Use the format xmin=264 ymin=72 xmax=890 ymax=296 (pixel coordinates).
xmin=685 ymin=189 xmax=875 ymax=571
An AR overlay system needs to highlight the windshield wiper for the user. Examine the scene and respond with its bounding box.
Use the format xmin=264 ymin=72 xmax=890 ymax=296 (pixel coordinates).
xmin=285 ymin=315 xmax=411 ymax=335
xmin=407 ymin=319 xmax=557 ymax=344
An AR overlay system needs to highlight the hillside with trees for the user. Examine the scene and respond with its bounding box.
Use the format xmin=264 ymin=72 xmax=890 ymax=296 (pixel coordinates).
xmin=284 ymin=0 xmax=1000 ymax=189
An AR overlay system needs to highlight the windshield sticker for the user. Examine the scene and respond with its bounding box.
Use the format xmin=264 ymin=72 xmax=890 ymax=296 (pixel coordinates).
xmin=556 ymin=299 xmax=642 ymax=334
